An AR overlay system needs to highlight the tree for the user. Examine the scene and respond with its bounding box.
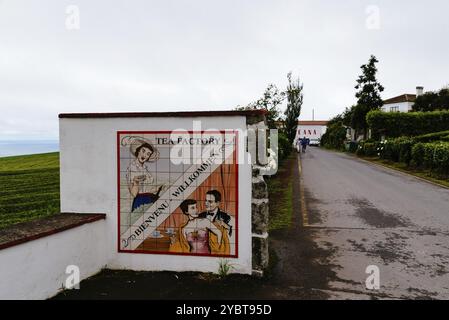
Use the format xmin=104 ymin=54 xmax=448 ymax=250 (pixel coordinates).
xmin=237 ymin=83 xmax=286 ymax=128
xmin=352 ymin=55 xmax=384 ymax=138
xmin=284 ymin=72 xmax=304 ymax=143
xmin=327 ymin=113 xmax=344 ymax=126
xmin=321 ymin=114 xmax=347 ymax=150
xmin=351 ymin=104 xmax=369 ymax=139
xmin=342 ymin=106 xmax=355 ymax=127
xmin=413 ymin=87 xmax=449 ymax=112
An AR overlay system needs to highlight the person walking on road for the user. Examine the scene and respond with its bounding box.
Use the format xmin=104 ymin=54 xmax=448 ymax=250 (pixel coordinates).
xmin=296 ymin=138 xmax=302 ymax=153
xmin=300 ymin=136 xmax=309 ymax=153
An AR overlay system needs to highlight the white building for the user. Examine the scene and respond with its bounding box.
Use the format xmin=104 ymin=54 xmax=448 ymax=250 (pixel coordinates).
xmin=381 ymin=86 xmax=424 ymax=113
xmin=294 ymin=120 xmax=328 ymax=146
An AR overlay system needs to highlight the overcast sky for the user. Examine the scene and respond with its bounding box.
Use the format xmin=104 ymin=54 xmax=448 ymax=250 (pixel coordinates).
xmin=1 ymin=0 xmax=448 ymax=140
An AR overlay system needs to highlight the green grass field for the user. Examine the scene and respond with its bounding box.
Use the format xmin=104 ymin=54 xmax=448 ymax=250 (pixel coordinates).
xmin=0 ymin=152 xmax=60 ymax=229
xmin=267 ymin=153 xmax=294 ymax=231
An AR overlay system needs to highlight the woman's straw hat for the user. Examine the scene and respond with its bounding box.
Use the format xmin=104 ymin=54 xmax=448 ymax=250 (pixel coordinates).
xmin=121 ymin=136 xmax=159 ymax=162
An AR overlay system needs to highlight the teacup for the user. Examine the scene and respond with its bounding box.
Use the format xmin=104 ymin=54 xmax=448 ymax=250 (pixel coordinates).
xmin=151 ymin=230 xmax=161 ymax=237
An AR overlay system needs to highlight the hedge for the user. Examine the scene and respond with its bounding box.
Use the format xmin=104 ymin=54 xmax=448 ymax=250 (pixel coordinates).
xmin=377 ymin=139 xmax=449 ymax=176
xmin=356 ymin=142 xmax=377 ymax=157
xmin=321 ymin=124 xmax=347 ymax=150
xmin=414 ymin=130 xmax=449 ymax=143
xmin=377 ymin=131 xmax=449 ymax=165
xmin=352 ymin=131 xmax=449 ymax=178
xmin=346 ymin=141 xmax=358 ymax=153
xmin=367 ymin=110 xmax=449 ymax=138
xmin=411 ymin=142 xmax=449 ymax=175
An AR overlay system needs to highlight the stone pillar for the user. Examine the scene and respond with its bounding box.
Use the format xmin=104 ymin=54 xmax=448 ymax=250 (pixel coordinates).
xmin=246 ymin=115 xmax=276 ymax=277
xmin=251 ymin=168 xmax=269 ymax=277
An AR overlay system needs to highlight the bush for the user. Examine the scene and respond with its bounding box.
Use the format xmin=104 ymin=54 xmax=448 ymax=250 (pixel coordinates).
xmin=381 ymin=139 xmax=400 ymax=162
xmin=380 ymin=137 xmax=415 ymax=164
xmin=411 ymin=142 xmax=449 ymax=176
xmin=414 ymin=130 xmax=449 ymax=143
xmin=321 ymin=123 xmax=347 ymax=150
xmin=423 ymin=143 xmax=436 ymax=169
xmin=398 ymin=138 xmax=415 ymax=165
xmin=364 ymin=142 xmax=378 ymax=157
xmin=355 ymin=144 xmax=365 ymax=156
xmin=346 ymin=141 xmax=358 ymax=153
xmin=367 ymin=110 xmax=449 ymax=138
xmin=355 ymin=140 xmax=380 ymax=157
xmin=433 ymin=143 xmax=449 ymax=175
xmin=278 ymin=132 xmax=292 ymax=162
xmin=411 ymin=143 xmax=425 ymax=167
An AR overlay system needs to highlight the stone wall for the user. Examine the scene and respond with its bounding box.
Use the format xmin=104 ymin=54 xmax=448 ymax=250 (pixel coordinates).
xmin=246 ymin=116 xmax=275 ymax=277
xmin=251 ymin=169 xmax=269 ymax=276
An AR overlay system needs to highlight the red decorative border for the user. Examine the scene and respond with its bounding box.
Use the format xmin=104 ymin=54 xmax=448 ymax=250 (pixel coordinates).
xmin=117 ymin=131 xmax=239 ymax=258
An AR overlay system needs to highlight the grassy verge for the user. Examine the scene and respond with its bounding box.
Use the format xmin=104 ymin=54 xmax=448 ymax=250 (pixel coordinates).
xmin=266 ymin=152 xmax=295 ymax=231
xmin=0 ymin=152 xmax=60 ymax=229
xmin=359 ymin=156 xmax=449 ymax=189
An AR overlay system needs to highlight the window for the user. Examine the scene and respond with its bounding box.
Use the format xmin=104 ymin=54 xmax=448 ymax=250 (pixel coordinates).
xmin=390 ymin=106 xmax=399 ymax=112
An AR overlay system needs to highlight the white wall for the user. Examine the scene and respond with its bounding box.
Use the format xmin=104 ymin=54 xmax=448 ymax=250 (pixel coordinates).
xmin=59 ymin=116 xmax=252 ymax=275
xmin=0 ymin=219 xmax=107 ymax=300
xmin=382 ymin=102 xmax=414 ymax=113
xmin=294 ymin=125 xmax=327 ymax=144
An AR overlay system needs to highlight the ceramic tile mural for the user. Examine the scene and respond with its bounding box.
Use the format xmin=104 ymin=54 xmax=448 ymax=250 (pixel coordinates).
xmin=118 ymin=131 xmax=238 ymax=257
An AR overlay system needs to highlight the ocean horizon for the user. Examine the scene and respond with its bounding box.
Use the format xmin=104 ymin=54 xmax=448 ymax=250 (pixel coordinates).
xmin=0 ymin=140 xmax=59 ymax=157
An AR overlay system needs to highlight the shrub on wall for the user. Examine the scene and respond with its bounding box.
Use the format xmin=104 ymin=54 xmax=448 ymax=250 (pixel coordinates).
xmin=367 ymin=110 xmax=449 ymax=138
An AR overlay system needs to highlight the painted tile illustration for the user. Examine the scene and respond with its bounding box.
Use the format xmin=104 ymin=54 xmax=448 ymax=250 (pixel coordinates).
xmin=118 ymin=131 xmax=238 ymax=257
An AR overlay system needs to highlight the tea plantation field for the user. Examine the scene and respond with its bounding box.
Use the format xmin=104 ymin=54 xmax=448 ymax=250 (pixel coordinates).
xmin=0 ymin=152 xmax=60 ymax=229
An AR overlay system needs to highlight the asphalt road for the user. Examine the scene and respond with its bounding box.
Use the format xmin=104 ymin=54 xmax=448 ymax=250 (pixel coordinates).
xmin=300 ymin=147 xmax=449 ymax=299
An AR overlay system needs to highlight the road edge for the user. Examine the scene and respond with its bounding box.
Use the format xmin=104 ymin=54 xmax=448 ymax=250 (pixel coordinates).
xmin=297 ymin=152 xmax=309 ymax=227
xmin=327 ymin=148 xmax=449 ymax=191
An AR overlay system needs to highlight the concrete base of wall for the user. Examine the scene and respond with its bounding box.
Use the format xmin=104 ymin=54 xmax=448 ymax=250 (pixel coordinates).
xmin=0 ymin=219 xmax=107 ymax=300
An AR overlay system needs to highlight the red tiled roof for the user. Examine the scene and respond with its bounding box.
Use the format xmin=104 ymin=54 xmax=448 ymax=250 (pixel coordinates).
xmin=383 ymin=94 xmax=416 ymax=104
xmin=298 ymin=120 xmax=328 ymax=126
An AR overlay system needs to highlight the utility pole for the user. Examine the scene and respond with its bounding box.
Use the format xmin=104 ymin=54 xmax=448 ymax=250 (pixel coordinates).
xmin=312 ymin=108 xmax=315 ymax=121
